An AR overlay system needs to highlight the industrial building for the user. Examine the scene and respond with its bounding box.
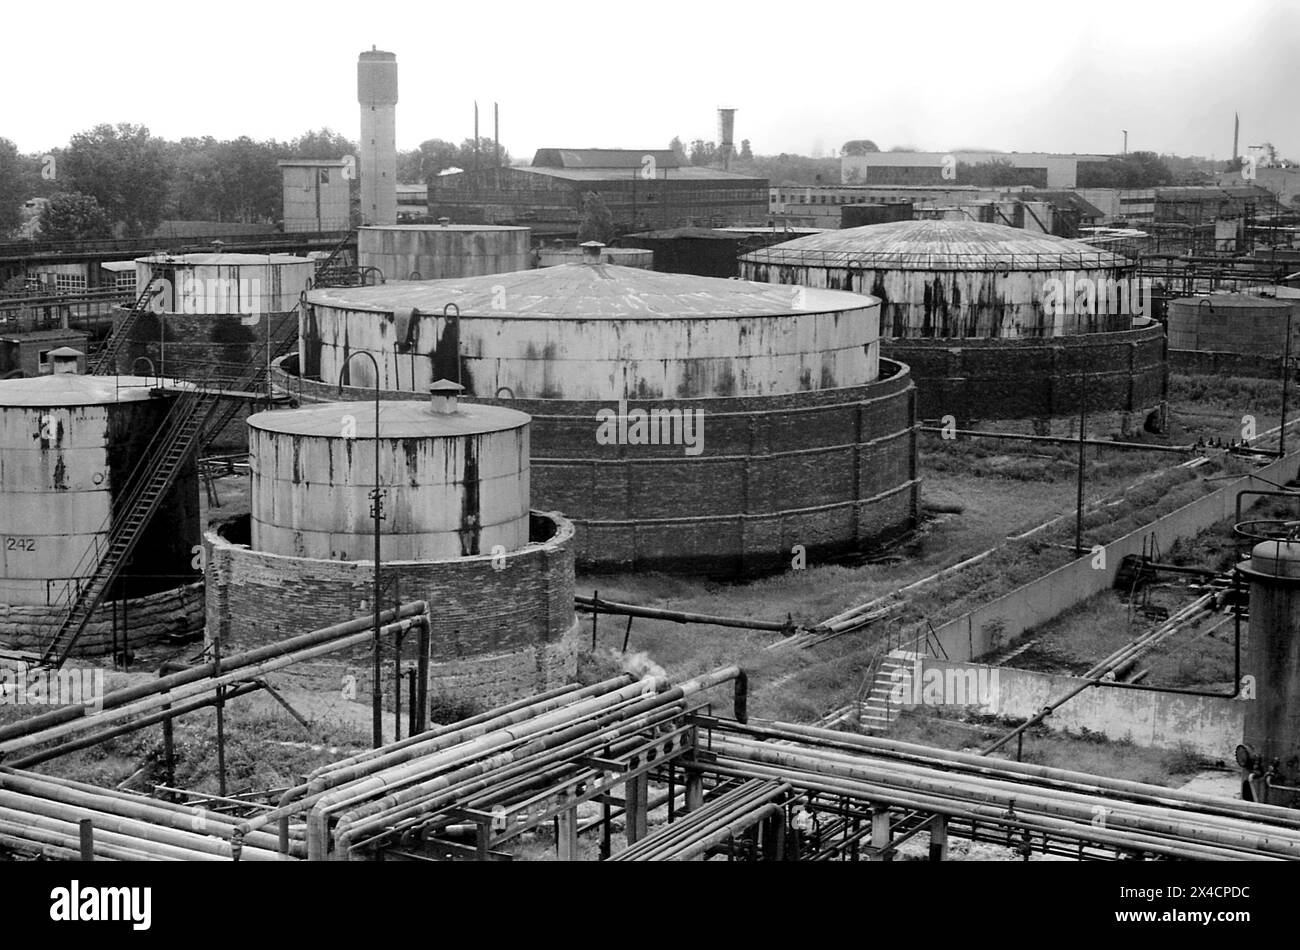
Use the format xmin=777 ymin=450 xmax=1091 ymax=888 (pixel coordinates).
xmin=841 ymin=151 xmax=1115 ymax=189
xmin=741 ymin=219 xmax=1168 ymax=425
xmin=279 ymin=159 xmax=353 ymax=232
xmin=428 ymin=149 xmax=769 ymax=232
xmin=276 ymin=244 xmax=920 ymax=574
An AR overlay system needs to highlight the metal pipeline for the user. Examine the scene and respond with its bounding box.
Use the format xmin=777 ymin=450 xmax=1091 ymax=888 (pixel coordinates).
xmin=706 ymin=758 xmax=1266 ymax=862
xmin=722 ymin=718 xmax=1300 ymax=828
xmin=716 ymin=737 xmax=1300 ymax=859
xmin=0 ymin=601 xmax=428 ymax=744
xmin=0 ymin=616 xmax=427 ymax=758
xmin=0 ymin=770 xmax=286 ymax=855
xmin=318 ymin=666 xmax=740 ymax=859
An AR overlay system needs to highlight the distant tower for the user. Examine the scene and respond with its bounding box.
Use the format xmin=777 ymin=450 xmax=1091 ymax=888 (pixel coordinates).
xmin=717 ymin=108 xmax=736 ymax=171
xmin=358 ymin=48 xmax=398 ymax=226
xmin=1233 ymin=112 xmax=1240 ymax=163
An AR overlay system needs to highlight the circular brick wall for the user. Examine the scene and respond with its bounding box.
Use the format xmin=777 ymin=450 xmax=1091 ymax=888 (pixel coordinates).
xmin=882 ymin=322 xmax=1168 ymax=425
xmin=273 ymin=355 xmax=921 ymax=575
xmin=204 ymin=510 xmax=581 ymax=709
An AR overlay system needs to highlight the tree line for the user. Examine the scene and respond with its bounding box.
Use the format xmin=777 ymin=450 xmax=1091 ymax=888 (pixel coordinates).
xmin=0 ymin=125 xmax=510 ymax=242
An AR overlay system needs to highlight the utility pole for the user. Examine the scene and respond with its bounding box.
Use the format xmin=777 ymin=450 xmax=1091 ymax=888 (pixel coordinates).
xmin=339 ymin=352 xmax=386 ymax=748
xmin=1076 ymin=363 xmax=1088 ymax=555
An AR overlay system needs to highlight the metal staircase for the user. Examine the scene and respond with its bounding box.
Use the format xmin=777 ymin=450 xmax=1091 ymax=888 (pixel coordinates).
xmin=33 ymin=280 xmax=309 ymax=669
xmin=89 ymin=276 xmax=165 ymax=375
xmin=36 ymin=377 xmax=225 ymax=669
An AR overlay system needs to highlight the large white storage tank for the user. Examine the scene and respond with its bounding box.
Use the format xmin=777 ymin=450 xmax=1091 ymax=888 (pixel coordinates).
xmin=206 ymin=384 xmax=579 ymax=707
xmin=246 ymin=395 xmax=530 ymax=561
xmin=358 ymin=224 xmax=531 ymax=280
xmin=0 ymin=374 xmax=204 ymax=654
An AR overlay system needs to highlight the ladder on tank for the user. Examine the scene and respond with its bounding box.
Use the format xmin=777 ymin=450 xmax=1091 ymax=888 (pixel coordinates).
xmin=89 ymin=275 xmax=166 ymax=376
xmin=35 ymin=377 xmax=225 ymax=669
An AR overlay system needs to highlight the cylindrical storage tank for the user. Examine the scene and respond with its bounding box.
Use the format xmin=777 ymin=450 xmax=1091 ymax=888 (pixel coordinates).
xmin=284 ymin=262 xmax=920 ymax=575
xmin=0 ymin=375 xmax=203 ymax=654
xmin=247 ymin=397 xmax=530 ymax=561
xmin=537 ymin=246 xmax=653 ymax=269
xmin=118 ymin=253 xmax=313 ymax=377
xmin=1239 ymin=541 xmax=1300 ymax=804
xmin=115 ymin=253 xmax=314 ymax=445
xmin=1166 ymin=294 xmax=1300 ymax=377
xmin=358 ymin=225 xmax=531 ymax=281
xmin=741 ymin=220 xmax=1137 ymax=338
xmin=741 ymin=220 xmax=1162 ymax=424
xmin=206 ymin=394 xmax=580 ymax=709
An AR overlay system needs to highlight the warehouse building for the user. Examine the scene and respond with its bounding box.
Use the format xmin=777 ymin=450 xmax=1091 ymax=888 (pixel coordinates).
xmin=428 ymin=149 xmax=768 ymax=231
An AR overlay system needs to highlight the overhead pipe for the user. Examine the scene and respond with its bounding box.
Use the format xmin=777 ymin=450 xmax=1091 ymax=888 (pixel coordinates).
xmin=0 ymin=616 xmax=427 ymax=758
xmin=714 ymin=718 xmax=1300 ymax=828
xmin=320 ymin=667 xmax=740 ymax=859
xmin=0 ymin=601 xmax=428 ymax=744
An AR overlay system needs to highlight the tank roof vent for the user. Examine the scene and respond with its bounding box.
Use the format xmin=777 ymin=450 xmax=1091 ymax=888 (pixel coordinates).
xmin=580 ymin=241 xmax=605 ymax=263
xmin=429 ymin=378 xmax=465 ymax=414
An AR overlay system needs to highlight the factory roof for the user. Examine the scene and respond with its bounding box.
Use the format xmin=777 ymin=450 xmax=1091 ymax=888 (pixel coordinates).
xmin=308 ymin=262 xmax=877 ymax=319
xmin=358 ymin=224 xmax=528 ymax=233
xmin=741 ymin=219 xmax=1131 ymax=271
xmin=136 ymin=252 xmax=311 ymax=266
xmin=248 ymin=400 xmax=529 ymax=439
xmin=513 ymin=165 xmax=765 ymax=183
xmin=532 ymin=148 xmax=683 ymax=170
xmin=0 ymin=374 xmax=181 ymax=406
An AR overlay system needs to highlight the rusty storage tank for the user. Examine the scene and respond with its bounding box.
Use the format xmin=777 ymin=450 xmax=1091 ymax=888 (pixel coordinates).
xmin=247 ymin=390 xmax=530 ymax=561
xmin=358 ymin=224 xmax=531 ymax=281
xmin=204 ymin=385 xmax=580 ymax=707
xmin=281 ymin=244 xmax=920 ymax=575
xmin=1167 ymin=294 xmax=1299 ymax=377
xmin=115 ymin=253 xmax=314 ymax=445
xmin=740 ymin=219 xmax=1165 ymax=425
xmin=1238 ymin=540 xmax=1300 ymax=805
xmin=537 ymin=244 xmax=653 ymax=269
xmin=0 ymin=374 xmax=204 ymax=655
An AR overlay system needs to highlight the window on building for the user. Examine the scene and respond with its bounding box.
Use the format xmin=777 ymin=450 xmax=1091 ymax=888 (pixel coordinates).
xmin=53 ymin=273 xmax=87 ymax=294
xmin=38 ymin=349 xmax=52 ymax=374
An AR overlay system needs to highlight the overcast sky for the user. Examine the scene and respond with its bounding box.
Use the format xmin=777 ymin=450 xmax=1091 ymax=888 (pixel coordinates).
xmin=5 ymin=0 xmax=1297 ymax=162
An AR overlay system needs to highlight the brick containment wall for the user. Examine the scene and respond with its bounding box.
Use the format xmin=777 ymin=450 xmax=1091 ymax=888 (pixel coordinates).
xmin=882 ymin=322 xmax=1167 ymax=425
xmin=0 ymin=582 xmax=205 ymax=656
xmin=272 ymin=356 xmax=921 ymax=575
xmin=204 ymin=511 xmax=581 ymax=709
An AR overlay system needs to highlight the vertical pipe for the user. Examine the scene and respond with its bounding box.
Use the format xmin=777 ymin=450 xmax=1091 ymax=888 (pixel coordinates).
xmin=372 ymin=377 xmax=382 ymax=749
xmin=625 ymin=774 xmax=648 ymax=845
xmin=869 ymin=806 xmax=891 ymax=861
xmin=1282 ymin=310 xmax=1292 ymax=458
xmin=79 ymin=818 xmax=94 ymax=860
xmin=214 ymin=633 xmax=227 ymax=797
xmin=1075 ymin=364 xmax=1087 ymax=555
xmin=416 ymin=614 xmax=429 ymax=734
xmin=394 ymin=629 xmax=403 ymax=742
xmin=407 ymin=668 xmax=418 ymax=738
xmin=929 ymin=814 xmax=948 ymax=861
xmin=557 ymin=803 xmax=578 ymax=860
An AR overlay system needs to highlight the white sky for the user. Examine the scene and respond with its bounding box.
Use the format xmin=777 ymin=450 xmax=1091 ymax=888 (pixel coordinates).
xmin=3 ymin=0 xmax=1297 ymax=161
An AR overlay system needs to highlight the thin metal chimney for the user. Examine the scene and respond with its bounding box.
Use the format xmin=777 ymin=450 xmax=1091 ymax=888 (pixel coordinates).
xmin=429 ymin=378 xmax=465 ymax=414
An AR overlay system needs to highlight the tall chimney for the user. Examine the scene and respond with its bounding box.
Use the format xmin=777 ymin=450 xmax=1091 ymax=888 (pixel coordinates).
xmin=358 ymin=48 xmax=399 ymax=226
xmin=718 ymin=108 xmax=737 ymax=171
xmin=1233 ymin=112 xmax=1240 ymax=163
